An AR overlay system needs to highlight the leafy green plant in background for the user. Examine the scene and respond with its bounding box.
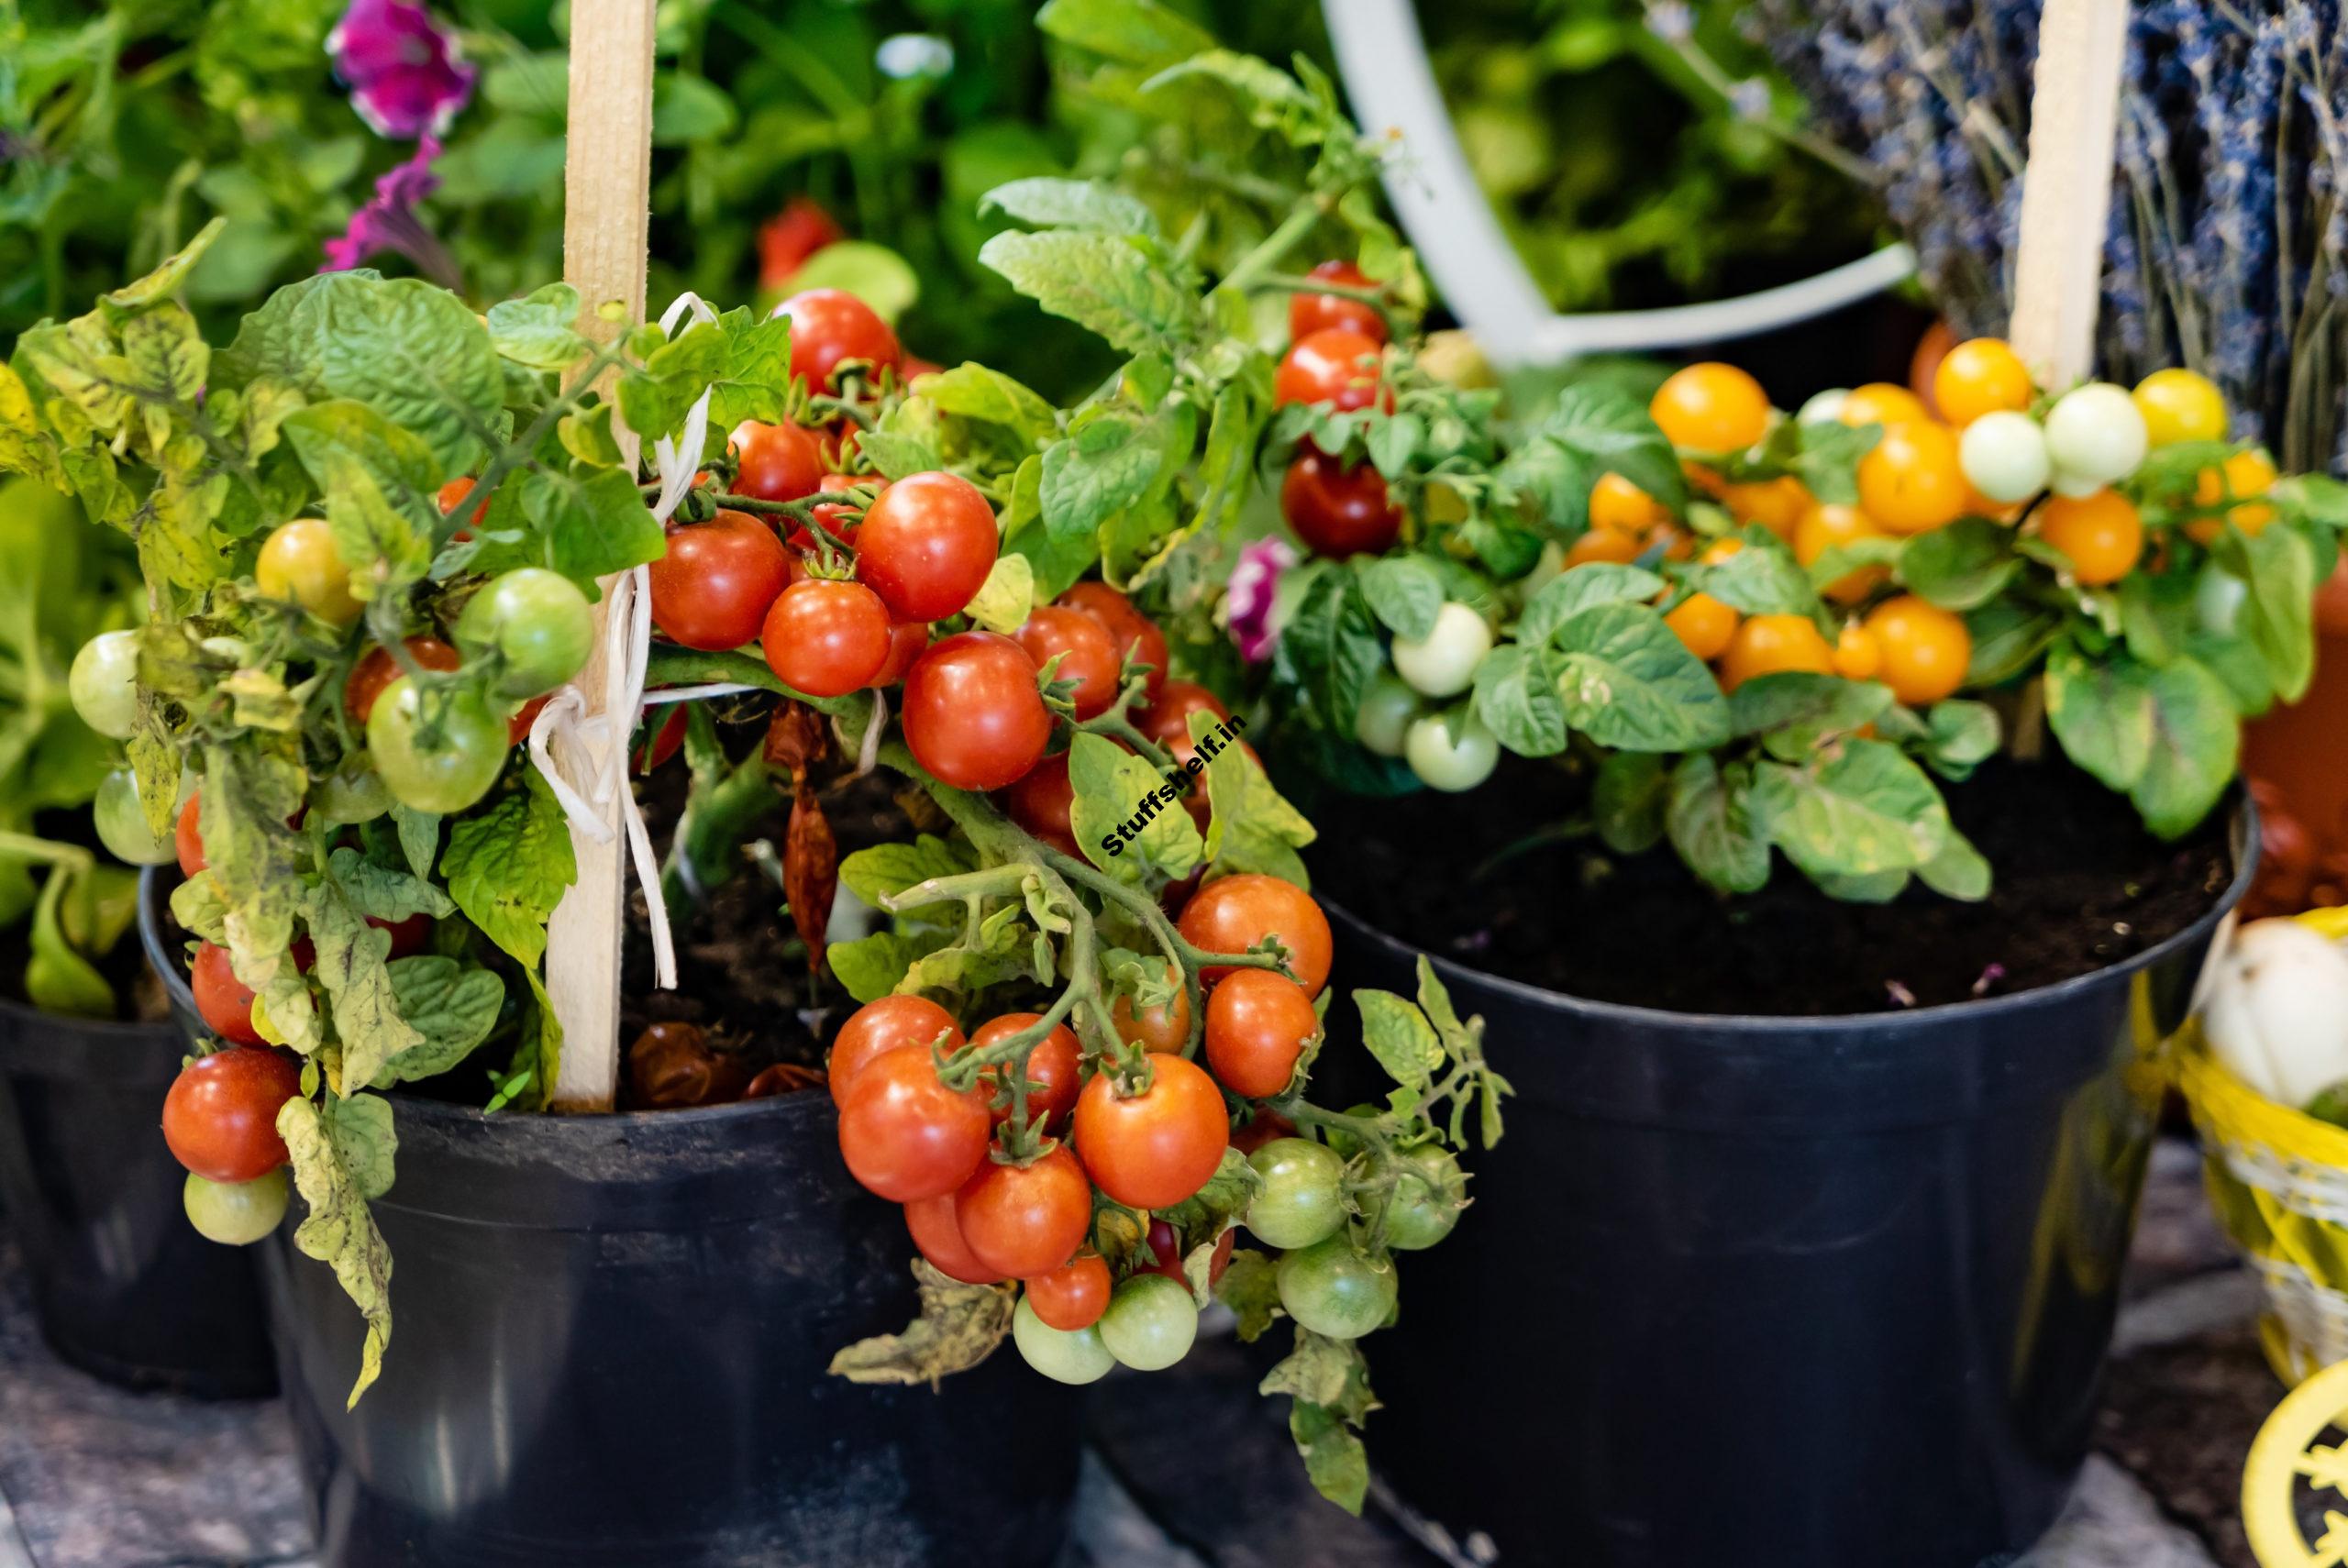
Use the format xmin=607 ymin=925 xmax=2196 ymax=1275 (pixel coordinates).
xmin=1421 ymin=0 xmax=1883 ymax=311
xmin=0 ymin=477 xmax=148 ymax=1015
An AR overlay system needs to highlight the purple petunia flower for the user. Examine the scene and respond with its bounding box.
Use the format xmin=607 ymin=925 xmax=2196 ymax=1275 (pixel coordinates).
xmin=1227 ymin=538 xmax=1297 ymax=664
xmin=321 ymin=138 xmax=460 ymax=287
xmin=327 ymin=0 xmax=477 ymax=140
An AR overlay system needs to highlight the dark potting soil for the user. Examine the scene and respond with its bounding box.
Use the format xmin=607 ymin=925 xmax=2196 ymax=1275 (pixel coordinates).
xmin=617 ymin=752 xmax=918 ymax=1098
xmin=1307 ymin=756 xmax=2236 ymax=1017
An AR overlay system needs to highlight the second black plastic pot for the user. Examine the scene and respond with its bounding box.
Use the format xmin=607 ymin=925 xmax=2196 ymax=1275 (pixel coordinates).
xmin=142 ymin=876 xmax=1081 ymax=1568
xmin=0 ymin=988 xmax=275 ymax=1397
xmin=1318 ymin=808 xmax=2253 ymax=1568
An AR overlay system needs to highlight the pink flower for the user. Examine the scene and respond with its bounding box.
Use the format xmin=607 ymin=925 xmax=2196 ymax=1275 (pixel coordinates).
xmin=327 ymin=0 xmax=477 ymax=139
xmin=321 ymin=138 xmax=460 ymax=287
xmin=1227 ymin=538 xmax=1297 ymax=663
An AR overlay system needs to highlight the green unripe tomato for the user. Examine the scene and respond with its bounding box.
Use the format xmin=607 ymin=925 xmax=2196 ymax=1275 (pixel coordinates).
xmin=1404 ymin=711 xmax=1499 ymax=792
xmin=1955 ymin=411 xmax=2050 ymax=504
xmin=94 ymin=769 xmax=176 ymax=865
xmin=1797 ymin=388 xmax=1851 ymax=425
xmin=1361 ymin=1144 xmax=1468 ymax=1251
xmin=2041 ymin=383 xmax=2149 ymax=489
xmin=1013 ymin=1295 xmax=1115 ymax=1385
xmin=70 ymin=630 xmax=140 ymax=740
xmin=365 ymin=678 xmax=511 ymax=814
xmin=2196 ymin=564 xmax=2248 ymax=638
xmin=1390 ymin=602 xmax=1490 ymax=699
xmin=1246 ymin=1137 xmax=1348 ymax=1250
xmin=1098 ymin=1272 xmax=1198 ymax=1371
xmin=456 ymin=568 xmax=594 ymax=699
xmin=1354 ymin=673 xmax=1420 ymax=758
xmin=183 ymin=1168 xmax=289 ymax=1246
xmin=1276 ymin=1233 xmax=1399 ymax=1341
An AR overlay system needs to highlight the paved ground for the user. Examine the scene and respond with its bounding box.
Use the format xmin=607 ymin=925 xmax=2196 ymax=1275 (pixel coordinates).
xmin=0 ymin=1138 xmax=2285 ymax=1568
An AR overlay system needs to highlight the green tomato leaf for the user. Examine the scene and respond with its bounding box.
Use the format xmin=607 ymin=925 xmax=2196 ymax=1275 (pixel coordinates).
xmin=1917 ymin=826 xmax=1993 ymax=901
xmin=1552 ymin=602 xmax=1731 ymax=751
xmin=1667 ymin=753 xmax=1770 ymax=894
xmin=376 ymin=957 xmax=504 ymax=1088
xmin=1895 ymin=518 xmax=2020 ymax=611
xmin=25 ymin=867 xmax=116 ymax=1019
xmin=443 ymin=768 xmax=576 ymax=967
xmin=326 ymin=1090 xmax=397 ymax=1200
xmin=2217 ymin=522 xmax=2319 ymax=705
xmin=828 ymin=931 xmax=944 ymax=1005
xmin=1749 ymin=739 xmax=1950 ymax=879
xmin=1068 ymin=729 xmax=1202 ymax=883
xmin=1593 ymin=750 xmax=1669 ymax=854
xmin=305 ymin=880 xmax=420 ymax=1093
xmin=1041 ymin=414 xmax=1163 ymax=543
xmin=1036 ymin=0 xmax=1217 ymax=65
xmin=918 ymin=363 xmax=1060 ymax=444
xmin=1279 ymin=568 xmax=1383 ymax=735
xmin=1728 ymin=672 xmax=1892 ymax=758
xmin=1470 ymin=643 xmax=1570 ymax=756
xmin=980 ymin=177 xmax=1160 ymax=240
xmin=1516 ymin=563 xmax=1667 ymax=647
xmin=2131 ymin=656 xmax=2241 ymax=840
xmin=485 ymin=282 xmax=588 ymax=371
xmin=1921 ymin=700 xmax=2001 ymax=780
xmin=1688 ymin=538 xmax=1818 ymax=616
xmin=978 ymin=230 xmax=1199 ymax=359
xmin=1356 ymin=988 xmax=1445 ymax=1087
xmin=1358 ymin=556 xmax=1444 ymax=641
xmin=1200 ymin=719 xmax=1315 ymax=885
xmin=2044 ymin=642 xmax=2156 ymax=792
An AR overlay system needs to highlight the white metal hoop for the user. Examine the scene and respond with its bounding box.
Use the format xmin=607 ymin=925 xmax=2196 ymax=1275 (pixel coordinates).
xmin=1320 ymin=0 xmax=1914 ymax=366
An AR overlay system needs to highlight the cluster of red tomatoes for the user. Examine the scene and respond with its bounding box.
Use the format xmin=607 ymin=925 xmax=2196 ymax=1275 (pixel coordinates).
xmin=1276 ymin=261 xmax=1403 ymax=561
xmin=827 ymin=872 xmax=1339 ymax=1381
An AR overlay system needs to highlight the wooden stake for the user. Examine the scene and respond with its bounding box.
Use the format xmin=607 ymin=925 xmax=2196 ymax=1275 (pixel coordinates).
xmin=546 ymin=0 xmax=656 ymax=1113
xmin=2007 ymin=0 xmax=2132 ymax=389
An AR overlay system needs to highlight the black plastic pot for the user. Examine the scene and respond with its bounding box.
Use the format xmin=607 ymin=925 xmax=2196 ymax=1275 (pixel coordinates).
xmin=1320 ymin=807 xmax=2254 ymax=1568
xmin=140 ymin=874 xmax=1081 ymax=1568
xmin=0 ymin=987 xmax=275 ymax=1397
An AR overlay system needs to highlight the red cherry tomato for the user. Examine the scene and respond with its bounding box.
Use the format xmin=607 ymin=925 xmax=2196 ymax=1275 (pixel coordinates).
xmin=1176 ymin=874 xmax=1334 ymax=998
xmin=901 ymin=631 xmax=1052 ymax=791
xmin=1275 ymin=327 xmax=1388 ymax=412
xmin=1282 ymin=447 xmax=1402 ymax=558
xmin=1289 ymin=259 xmax=1388 ymax=344
xmin=969 ymin=1011 xmax=1083 ymax=1130
xmin=1138 ymin=681 xmax=1232 ymax=750
xmin=954 ymin=1143 xmax=1093 ymax=1279
xmin=510 ymin=695 xmax=550 ymax=748
xmin=854 ymin=471 xmax=1000 ymax=622
xmin=648 ymin=510 xmax=791 ymax=651
xmin=176 ymin=793 xmax=206 ymax=878
xmin=1000 ymin=750 xmax=1079 ymax=857
xmin=757 ymin=197 xmax=844 ymax=291
xmin=372 ymin=913 xmax=431 ymax=959
xmin=828 ymin=995 xmax=966 ymax=1109
xmin=772 ymin=288 xmax=902 ymax=392
xmin=760 ymin=578 xmax=892 ymax=697
xmin=904 ymin=1192 xmax=1005 ymax=1286
xmin=191 ymin=941 xmax=264 ymax=1046
xmin=1057 ymin=582 xmax=1168 ymax=701
xmin=1014 ymin=605 xmax=1122 ymax=719
xmin=836 ymin=1044 xmax=991 ymax=1202
xmin=630 ymin=706 xmax=688 ymax=773
xmin=437 ymin=477 xmax=492 ymax=536
xmin=1203 ymin=968 xmax=1319 ymax=1099
xmin=869 ymin=620 xmax=928 ymax=688
xmin=1071 ymin=1054 xmax=1231 ymax=1211
xmin=1141 ymin=1218 xmax=1235 ymax=1288
xmin=730 ymin=420 xmax=825 ymax=503
xmin=161 ymin=1046 xmax=300 ymax=1183
xmin=1232 ymin=1110 xmax=1298 ymax=1155
xmin=345 ymin=637 xmax=462 ymax=723
xmin=1025 ymin=1252 xmax=1112 ymax=1331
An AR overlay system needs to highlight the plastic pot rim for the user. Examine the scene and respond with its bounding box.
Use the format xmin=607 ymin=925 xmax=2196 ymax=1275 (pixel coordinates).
xmin=1323 ymin=792 xmax=2255 ymax=1037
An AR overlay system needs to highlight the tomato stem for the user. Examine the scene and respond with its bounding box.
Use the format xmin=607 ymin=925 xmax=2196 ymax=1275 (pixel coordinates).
xmin=1253 ymin=272 xmax=1412 ymax=342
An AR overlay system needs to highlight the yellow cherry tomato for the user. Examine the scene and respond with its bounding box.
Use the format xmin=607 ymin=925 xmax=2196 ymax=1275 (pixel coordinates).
xmin=1699 ymin=536 xmax=1744 ymax=566
xmin=2034 ymin=490 xmax=2143 ymax=585
xmin=1664 ymin=592 xmax=1739 ymax=662
xmin=2187 ymin=448 xmax=2278 ymax=544
xmin=1722 ymin=477 xmax=1811 ymax=539
xmin=1856 ymin=422 xmax=1967 ymax=535
xmin=1833 ymin=622 xmax=1882 ymax=680
xmin=1650 ymin=362 xmax=1772 ymax=453
xmin=256 ymin=518 xmax=362 ymax=627
xmin=1589 ymin=472 xmax=1669 ymax=535
xmin=1718 ymin=614 xmax=1835 ymax=691
xmin=1793 ymin=502 xmax=1892 ymax=604
xmin=2132 ymin=368 xmax=2228 ymax=447
xmin=1838 ymin=382 xmax=1931 ymax=429
xmin=1932 ymin=338 xmax=2035 ymax=425
xmin=1864 ymin=595 xmax=1971 ymax=706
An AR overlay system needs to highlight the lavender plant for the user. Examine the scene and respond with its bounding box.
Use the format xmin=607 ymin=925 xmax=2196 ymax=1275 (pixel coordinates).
xmin=1757 ymin=0 xmax=2348 ymax=474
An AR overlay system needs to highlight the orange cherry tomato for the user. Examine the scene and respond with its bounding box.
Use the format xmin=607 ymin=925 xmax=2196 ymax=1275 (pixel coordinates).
xmin=1792 ymin=503 xmax=1892 ymax=604
xmin=1203 ymin=968 xmax=1321 ymax=1099
xmin=1856 ymin=422 xmax=1966 ymax=535
xmin=1718 ymin=614 xmax=1835 ymax=691
xmin=1176 ymin=874 xmax=1334 ymax=998
xmin=1025 ymin=1251 xmax=1113 ymax=1331
xmin=1932 ymin=338 xmax=2034 ymax=425
xmin=1113 ymin=961 xmax=1193 ymax=1054
xmin=1589 ymin=472 xmax=1669 ymax=534
xmin=2187 ymin=449 xmax=2278 ymax=544
xmin=2034 ymin=490 xmax=2144 ymax=585
xmin=1649 ymin=362 xmax=1772 ymax=452
xmin=905 ymin=1192 xmax=1005 ymax=1286
xmin=1722 ymin=477 xmax=1810 ymax=539
xmin=1071 ymin=1055 xmax=1231 ymax=1211
xmin=828 ymin=995 xmax=965 ymax=1109
xmin=1839 ymin=382 xmax=1931 ymax=429
xmin=954 ymin=1143 xmax=1093 ymax=1279
xmin=1664 ymin=592 xmax=1739 ymax=662
xmin=1864 ymin=594 xmax=1971 ymax=706
xmin=1567 ymin=528 xmax=1644 ymax=568
xmin=1908 ymin=320 xmax=1956 ymax=414
xmin=1833 ymin=622 xmax=1882 ymax=680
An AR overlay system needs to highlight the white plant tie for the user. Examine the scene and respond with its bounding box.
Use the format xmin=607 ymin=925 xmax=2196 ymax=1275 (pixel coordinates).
xmin=524 ymin=290 xmax=759 ymax=991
